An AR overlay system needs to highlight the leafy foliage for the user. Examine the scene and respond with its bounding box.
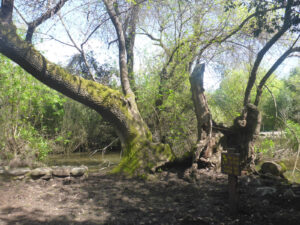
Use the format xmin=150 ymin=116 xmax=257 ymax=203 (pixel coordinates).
xmin=0 ymin=55 xmax=62 ymax=162
xmin=0 ymin=54 xmax=118 ymax=164
xmin=255 ymin=138 xmax=275 ymax=156
xmin=285 ymin=120 xmax=300 ymax=151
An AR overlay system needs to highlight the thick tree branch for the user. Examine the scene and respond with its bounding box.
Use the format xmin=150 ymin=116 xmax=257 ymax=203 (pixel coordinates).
xmin=0 ymin=22 xmax=148 ymax=142
xmin=25 ymin=0 xmax=69 ymax=42
xmin=26 ymin=0 xmax=69 ymax=42
xmin=254 ymin=46 xmax=300 ymax=105
xmin=243 ymin=0 xmax=294 ymax=106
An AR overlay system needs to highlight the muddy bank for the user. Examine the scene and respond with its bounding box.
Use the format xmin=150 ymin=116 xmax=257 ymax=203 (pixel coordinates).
xmin=0 ymin=170 xmax=300 ymax=225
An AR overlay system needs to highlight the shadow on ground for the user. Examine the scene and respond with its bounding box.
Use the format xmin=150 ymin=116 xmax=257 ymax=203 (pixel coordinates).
xmin=0 ymin=170 xmax=300 ymax=225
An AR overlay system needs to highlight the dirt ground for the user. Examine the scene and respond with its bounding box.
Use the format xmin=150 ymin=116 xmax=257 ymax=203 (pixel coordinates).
xmin=0 ymin=169 xmax=300 ymax=225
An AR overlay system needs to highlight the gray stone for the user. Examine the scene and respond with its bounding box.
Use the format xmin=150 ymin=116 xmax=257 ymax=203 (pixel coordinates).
xmin=260 ymin=161 xmax=283 ymax=177
xmin=30 ymin=168 xmax=53 ymax=178
xmin=70 ymin=167 xmax=87 ymax=177
xmin=255 ymin=186 xmax=277 ymax=196
xmin=41 ymin=174 xmax=52 ymax=180
xmin=6 ymin=168 xmax=31 ymax=176
xmin=52 ymin=166 xmax=71 ymax=177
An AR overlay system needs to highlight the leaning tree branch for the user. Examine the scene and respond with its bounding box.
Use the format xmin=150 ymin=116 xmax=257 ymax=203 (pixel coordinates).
xmin=26 ymin=0 xmax=69 ymax=42
xmin=243 ymin=0 xmax=294 ymax=106
xmin=254 ymin=46 xmax=300 ymax=106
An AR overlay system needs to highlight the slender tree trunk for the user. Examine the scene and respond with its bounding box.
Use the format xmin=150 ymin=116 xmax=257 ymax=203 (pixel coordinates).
xmin=125 ymin=2 xmax=139 ymax=93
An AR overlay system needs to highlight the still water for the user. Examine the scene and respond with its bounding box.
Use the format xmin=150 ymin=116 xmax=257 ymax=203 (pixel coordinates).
xmin=46 ymin=152 xmax=121 ymax=173
xmin=46 ymin=153 xmax=300 ymax=181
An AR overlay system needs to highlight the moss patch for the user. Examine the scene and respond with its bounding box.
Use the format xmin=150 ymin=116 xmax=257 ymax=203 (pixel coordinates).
xmin=113 ymin=136 xmax=174 ymax=177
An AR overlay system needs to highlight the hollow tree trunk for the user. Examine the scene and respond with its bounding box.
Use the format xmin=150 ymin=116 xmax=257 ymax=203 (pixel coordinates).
xmin=0 ymin=21 xmax=173 ymax=176
xmin=189 ymin=64 xmax=213 ymax=162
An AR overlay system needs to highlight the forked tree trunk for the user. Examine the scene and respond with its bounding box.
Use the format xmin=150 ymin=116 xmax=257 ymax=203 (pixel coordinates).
xmin=0 ymin=22 xmax=173 ymax=176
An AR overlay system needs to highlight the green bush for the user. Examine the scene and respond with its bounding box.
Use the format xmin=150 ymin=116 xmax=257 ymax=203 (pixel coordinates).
xmin=285 ymin=120 xmax=300 ymax=151
xmin=0 ymin=55 xmax=63 ymax=162
xmin=255 ymin=138 xmax=275 ymax=156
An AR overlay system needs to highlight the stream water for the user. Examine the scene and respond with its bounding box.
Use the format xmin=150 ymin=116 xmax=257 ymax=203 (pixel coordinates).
xmin=45 ymin=152 xmax=121 ymax=173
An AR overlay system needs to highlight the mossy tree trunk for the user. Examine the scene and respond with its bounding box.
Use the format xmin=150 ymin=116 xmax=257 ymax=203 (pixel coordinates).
xmin=0 ymin=21 xmax=173 ymax=176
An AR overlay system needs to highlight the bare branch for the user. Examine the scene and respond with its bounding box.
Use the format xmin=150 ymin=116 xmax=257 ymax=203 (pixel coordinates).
xmin=25 ymin=0 xmax=69 ymax=42
xmin=13 ymin=6 xmax=28 ymax=24
xmin=35 ymin=31 xmax=76 ymax=48
xmin=138 ymin=28 xmax=171 ymax=56
xmin=59 ymin=14 xmax=95 ymax=81
xmin=108 ymin=38 xmax=118 ymax=48
xmin=81 ymin=19 xmax=108 ymax=47
xmin=254 ymin=46 xmax=300 ymax=105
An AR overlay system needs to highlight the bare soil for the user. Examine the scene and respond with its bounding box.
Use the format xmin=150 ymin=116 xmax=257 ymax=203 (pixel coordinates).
xmin=0 ymin=169 xmax=300 ymax=225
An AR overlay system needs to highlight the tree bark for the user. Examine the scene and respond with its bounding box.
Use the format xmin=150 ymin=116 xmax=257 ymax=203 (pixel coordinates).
xmin=189 ymin=64 xmax=213 ymax=161
xmin=103 ymin=0 xmax=134 ymax=99
xmin=0 ymin=0 xmax=14 ymax=23
xmin=0 ymin=21 xmax=173 ymax=176
xmin=125 ymin=2 xmax=140 ymax=93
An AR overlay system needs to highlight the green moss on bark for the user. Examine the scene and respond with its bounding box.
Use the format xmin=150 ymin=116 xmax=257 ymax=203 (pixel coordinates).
xmin=113 ymin=137 xmax=174 ymax=177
